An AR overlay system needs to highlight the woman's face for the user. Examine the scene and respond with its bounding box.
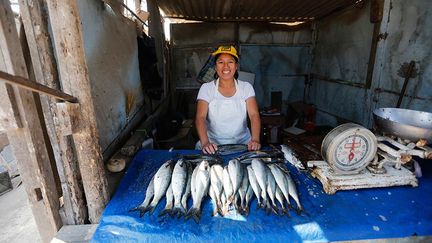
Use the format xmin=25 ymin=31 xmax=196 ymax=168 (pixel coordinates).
xmin=215 ymin=53 xmax=237 ymax=81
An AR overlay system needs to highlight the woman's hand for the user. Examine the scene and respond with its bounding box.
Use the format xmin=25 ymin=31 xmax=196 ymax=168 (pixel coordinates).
xmin=202 ymin=143 xmax=218 ymax=154
xmin=247 ymin=140 xmax=261 ymax=151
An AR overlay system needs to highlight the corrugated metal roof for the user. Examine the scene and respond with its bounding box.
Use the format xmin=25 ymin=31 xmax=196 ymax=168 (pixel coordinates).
xmin=157 ymin=0 xmax=364 ymax=22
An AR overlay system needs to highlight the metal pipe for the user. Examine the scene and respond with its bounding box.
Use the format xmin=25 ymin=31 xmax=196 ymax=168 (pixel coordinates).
xmin=0 ymin=70 xmax=78 ymax=103
xmin=311 ymin=73 xmax=366 ymax=88
xmin=396 ymin=60 xmax=416 ymax=108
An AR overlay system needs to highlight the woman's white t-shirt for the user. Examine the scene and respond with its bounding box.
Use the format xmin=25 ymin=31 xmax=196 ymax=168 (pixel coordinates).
xmin=197 ymin=80 xmax=255 ymax=103
xmin=195 ymin=79 xmax=255 ymax=148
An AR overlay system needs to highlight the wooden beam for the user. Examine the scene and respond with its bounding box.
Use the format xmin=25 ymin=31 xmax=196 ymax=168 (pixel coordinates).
xmin=0 ymin=70 xmax=78 ymax=102
xmin=18 ymin=0 xmax=87 ymax=225
xmin=147 ymin=0 xmax=167 ymax=97
xmin=46 ymin=0 xmax=109 ymax=223
xmin=0 ymin=2 xmax=62 ymax=242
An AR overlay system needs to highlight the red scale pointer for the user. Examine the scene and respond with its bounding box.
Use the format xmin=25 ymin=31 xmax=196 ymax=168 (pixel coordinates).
xmin=344 ymin=136 xmax=361 ymax=162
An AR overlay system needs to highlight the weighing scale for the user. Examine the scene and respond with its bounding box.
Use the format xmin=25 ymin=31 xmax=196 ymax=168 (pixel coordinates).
xmin=308 ymin=108 xmax=432 ymax=194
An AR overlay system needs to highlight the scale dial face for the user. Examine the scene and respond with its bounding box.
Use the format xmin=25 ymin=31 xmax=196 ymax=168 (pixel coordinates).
xmin=321 ymin=123 xmax=378 ymax=174
xmin=335 ymin=135 xmax=369 ymax=166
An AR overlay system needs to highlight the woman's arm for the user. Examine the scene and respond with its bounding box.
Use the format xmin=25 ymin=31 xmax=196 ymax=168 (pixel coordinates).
xmin=246 ymin=97 xmax=261 ymax=150
xmin=195 ymin=100 xmax=217 ymax=154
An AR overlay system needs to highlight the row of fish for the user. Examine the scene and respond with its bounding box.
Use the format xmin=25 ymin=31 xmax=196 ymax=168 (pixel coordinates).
xmin=131 ymin=157 xmax=303 ymax=223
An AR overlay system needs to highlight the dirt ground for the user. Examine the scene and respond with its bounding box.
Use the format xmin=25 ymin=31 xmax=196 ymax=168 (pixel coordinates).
xmin=0 ymin=133 xmax=8 ymax=149
xmin=0 ymin=176 xmax=41 ymax=243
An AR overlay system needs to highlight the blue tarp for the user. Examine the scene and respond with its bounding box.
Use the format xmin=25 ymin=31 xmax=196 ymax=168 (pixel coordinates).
xmin=92 ymin=149 xmax=432 ymax=242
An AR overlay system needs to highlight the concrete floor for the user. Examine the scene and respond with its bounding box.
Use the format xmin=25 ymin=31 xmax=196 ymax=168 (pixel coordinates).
xmin=0 ymin=176 xmax=41 ymax=243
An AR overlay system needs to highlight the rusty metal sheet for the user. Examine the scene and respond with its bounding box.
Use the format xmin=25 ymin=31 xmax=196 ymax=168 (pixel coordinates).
xmin=157 ymin=0 xmax=361 ymax=22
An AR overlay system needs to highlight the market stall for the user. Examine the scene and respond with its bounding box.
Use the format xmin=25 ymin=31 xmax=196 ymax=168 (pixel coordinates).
xmin=92 ymin=149 xmax=432 ymax=242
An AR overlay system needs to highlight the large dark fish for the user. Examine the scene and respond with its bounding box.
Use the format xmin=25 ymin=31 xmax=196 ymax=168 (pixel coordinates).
xmin=216 ymin=144 xmax=248 ymax=155
xmin=235 ymin=150 xmax=285 ymax=164
xmin=180 ymin=154 xmax=223 ymax=165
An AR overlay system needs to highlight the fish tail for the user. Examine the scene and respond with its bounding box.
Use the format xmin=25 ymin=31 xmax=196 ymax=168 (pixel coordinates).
xmin=260 ymin=198 xmax=267 ymax=209
xmin=217 ymin=205 xmax=224 ymax=216
xmin=256 ymin=198 xmax=262 ymax=208
xmin=265 ymin=201 xmax=272 ymax=215
xmin=185 ymin=207 xmax=201 ymax=223
xmin=158 ymin=208 xmax=171 ymax=217
xmin=212 ymin=207 xmax=218 ymax=217
xmin=192 ymin=209 xmax=201 ymax=224
xmin=185 ymin=207 xmax=194 ymax=220
xmin=287 ymin=202 xmax=293 ymax=209
xmin=271 ymin=204 xmax=279 ymax=215
xmin=172 ymin=205 xmax=186 ymax=217
xmin=237 ymin=206 xmax=243 ymax=215
xmin=148 ymin=205 xmax=156 ymax=215
xmin=281 ymin=206 xmax=287 ymax=215
xmin=177 ymin=209 xmax=185 ymax=219
xmin=136 ymin=205 xmax=152 ymax=217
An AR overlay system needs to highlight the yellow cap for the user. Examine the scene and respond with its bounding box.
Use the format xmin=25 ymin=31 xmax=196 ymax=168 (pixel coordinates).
xmin=212 ymin=45 xmax=239 ymax=59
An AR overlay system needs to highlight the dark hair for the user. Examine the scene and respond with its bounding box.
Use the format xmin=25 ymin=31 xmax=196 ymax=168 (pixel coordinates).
xmin=213 ymin=53 xmax=239 ymax=79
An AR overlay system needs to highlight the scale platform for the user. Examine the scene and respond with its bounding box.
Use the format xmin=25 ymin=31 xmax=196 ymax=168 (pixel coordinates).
xmin=308 ymin=160 xmax=418 ymax=194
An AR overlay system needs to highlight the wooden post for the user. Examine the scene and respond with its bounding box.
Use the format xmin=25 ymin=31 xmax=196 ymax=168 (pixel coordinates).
xmin=18 ymin=0 xmax=87 ymax=225
xmin=0 ymin=2 xmax=62 ymax=242
xmin=45 ymin=0 xmax=109 ymax=223
xmin=147 ymin=0 xmax=167 ymax=97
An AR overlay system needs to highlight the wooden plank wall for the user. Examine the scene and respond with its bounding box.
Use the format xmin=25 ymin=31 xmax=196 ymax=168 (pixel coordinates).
xmin=18 ymin=0 xmax=87 ymax=225
xmin=0 ymin=2 xmax=62 ymax=242
xmin=45 ymin=0 xmax=109 ymax=223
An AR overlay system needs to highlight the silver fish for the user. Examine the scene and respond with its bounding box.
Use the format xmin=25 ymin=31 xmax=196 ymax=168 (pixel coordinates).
xmin=159 ymin=182 xmax=174 ymax=217
xmin=190 ymin=161 xmax=199 ymax=200
xmin=238 ymin=167 xmax=249 ymax=213
xmin=266 ymin=166 xmax=279 ymax=215
xmin=280 ymin=144 xmax=305 ymax=170
xmin=181 ymin=163 xmax=193 ymax=214
xmin=220 ymin=189 xmax=227 ymax=216
xmin=171 ymin=159 xmax=188 ymax=216
xmin=244 ymin=185 xmax=254 ymax=215
xmin=268 ymin=164 xmax=292 ymax=209
xmin=131 ymin=174 xmax=155 ymax=216
xmin=222 ymin=166 xmax=234 ymax=208
xmin=216 ymin=144 xmax=248 ymax=155
xmin=275 ymin=186 xmax=288 ymax=216
xmin=246 ymin=165 xmax=262 ymax=207
xmin=285 ymin=170 xmax=303 ymax=213
xmin=138 ymin=160 xmax=174 ymax=215
xmin=228 ymin=159 xmax=244 ymax=196
xmin=208 ymin=184 xmax=218 ymax=216
xmin=251 ymin=159 xmax=268 ymax=207
xmin=186 ymin=160 xmax=210 ymax=223
xmin=210 ymin=164 xmax=224 ymax=214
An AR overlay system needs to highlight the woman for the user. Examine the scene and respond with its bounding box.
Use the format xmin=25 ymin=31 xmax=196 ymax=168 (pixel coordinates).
xmin=195 ymin=46 xmax=261 ymax=154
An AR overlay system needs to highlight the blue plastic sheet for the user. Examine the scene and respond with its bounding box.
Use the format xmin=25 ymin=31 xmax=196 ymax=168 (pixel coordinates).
xmin=92 ymin=149 xmax=432 ymax=242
